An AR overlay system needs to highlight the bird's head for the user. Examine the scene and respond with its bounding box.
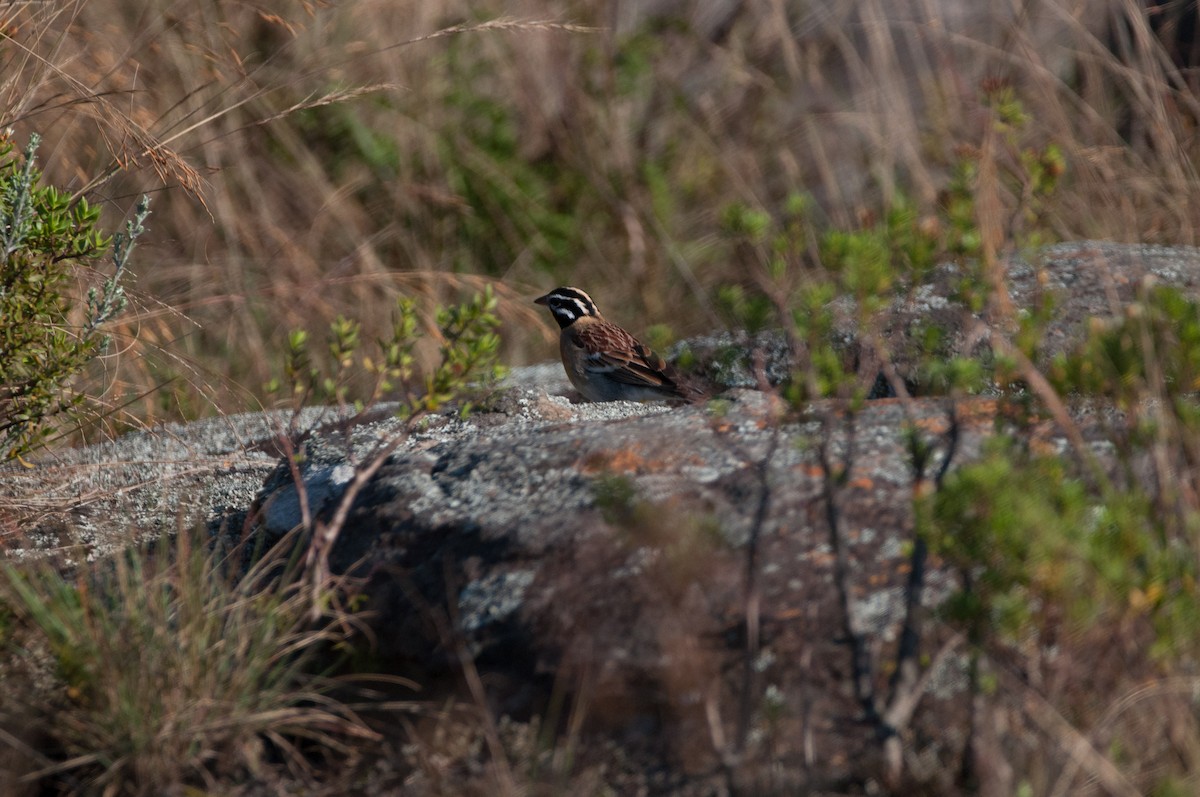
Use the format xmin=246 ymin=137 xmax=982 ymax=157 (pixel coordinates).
xmin=534 ymin=286 xmax=600 ymax=329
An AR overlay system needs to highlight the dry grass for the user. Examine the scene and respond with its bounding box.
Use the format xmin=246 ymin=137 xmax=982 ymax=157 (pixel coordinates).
xmin=6 ymin=0 xmax=1200 ymax=792
xmin=0 ymin=527 xmax=395 ymax=796
xmin=3 ymin=0 xmax=1200 ymax=434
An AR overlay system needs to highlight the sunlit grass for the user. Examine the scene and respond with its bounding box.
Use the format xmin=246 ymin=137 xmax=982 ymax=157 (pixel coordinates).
xmin=4 ymin=0 xmax=1199 ymax=430
xmin=6 ymin=0 xmax=1200 ymax=792
xmin=0 ymin=529 xmax=382 ymax=794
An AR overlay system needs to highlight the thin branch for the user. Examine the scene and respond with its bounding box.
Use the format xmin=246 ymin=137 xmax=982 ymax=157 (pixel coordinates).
xmin=303 ymin=420 xmax=418 ymax=621
xmin=818 ymin=407 xmax=879 ymax=726
xmin=975 ymin=321 xmax=1109 ymax=491
xmin=882 ymin=400 xmax=962 ymax=757
xmin=735 ymin=422 xmax=781 ymax=755
xmin=1012 ymin=668 xmax=1142 ymax=797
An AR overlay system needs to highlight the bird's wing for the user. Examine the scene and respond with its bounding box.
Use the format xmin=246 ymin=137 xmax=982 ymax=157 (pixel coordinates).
xmin=574 ymin=322 xmax=680 ymax=392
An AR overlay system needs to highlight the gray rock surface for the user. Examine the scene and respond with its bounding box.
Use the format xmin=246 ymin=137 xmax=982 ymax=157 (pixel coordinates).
xmin=296 ymin=388 xmax=985 ymax=779
xmin=4 ymin=242 xmax=1200 ymax=789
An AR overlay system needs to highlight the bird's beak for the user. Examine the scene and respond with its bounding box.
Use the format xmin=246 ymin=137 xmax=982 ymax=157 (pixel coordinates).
xmin=533 ymin=293 xmax=550 ymax=306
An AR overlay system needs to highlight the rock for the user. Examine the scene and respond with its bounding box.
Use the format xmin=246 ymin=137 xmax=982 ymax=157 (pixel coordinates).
xmin=677 ymin=242 xmax=1200 ymax=395
xmin=279 ymin=389 xmax=995 ymax=787
xmin=3 ymin=242 xmax=1198 ymax=789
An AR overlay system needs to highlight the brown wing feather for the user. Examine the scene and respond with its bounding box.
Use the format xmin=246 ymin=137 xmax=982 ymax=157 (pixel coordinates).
xmin=574 ymin=322 xmax=681 ymax=392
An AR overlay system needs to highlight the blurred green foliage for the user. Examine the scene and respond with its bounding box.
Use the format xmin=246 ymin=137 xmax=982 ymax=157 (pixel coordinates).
xmin=268 ymin=286 xmax=505 ymax=416
xmin=925 ymin=437 xmax=1199 ymax=660
xmin=0 ymin=133 xmax=147 ymax=459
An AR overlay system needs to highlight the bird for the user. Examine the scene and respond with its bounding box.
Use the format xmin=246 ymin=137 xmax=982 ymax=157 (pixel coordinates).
xmin=534 ymin=286 xmax=698 ymax=403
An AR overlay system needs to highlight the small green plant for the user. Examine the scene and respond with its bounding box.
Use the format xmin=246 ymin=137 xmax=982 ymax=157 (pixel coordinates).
xmin=0 ymin=132 xmax=149 ymax=459
xmin=711 ymin=86 xmax=1067 ymax=407
xmin=0 ymin=528 xmax=380 ymax=794
xmin=266 ymin=286 xmax=506 ymax=620
xmin=423 ymin=287 xmax=506 ymax=412
xmin=268 ymin=286 xmax=506 ymax=416
xmin=925 ymin=437 xmax=1199 ymax=659
xmin=925 ymin=439 xmax=1094 ymax=639
xmin=715 ymin=284 xmax=775 ymax=335
xmin=937 ymin=82 xmax=1065 ymax=270
xmin=1052 ymin=284 xmax=1200 ymax=413
xmin=1041 ymin=284 xmax=1200 ymax=657
xmin=717 ymin=191 xmax=947 ymax=404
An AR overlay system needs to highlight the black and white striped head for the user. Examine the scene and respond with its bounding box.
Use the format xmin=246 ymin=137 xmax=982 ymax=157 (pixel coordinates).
xmin=534 ymin=286 xmax=601 ymax=329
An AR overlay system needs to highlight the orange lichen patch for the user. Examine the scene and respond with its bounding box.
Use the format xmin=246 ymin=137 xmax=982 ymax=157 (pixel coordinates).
xmin=954 ymin=397 xmax=1003 ymax=425
xmin=911 ymin=397 xmax=1058 ymax=435
xmin=801 ymin=464 xmax=826 ymax=479
xmin=912 ymin=477 xmax=937 ymax=501
xmin=1028 ymin=432 xmax=1064 ymax=458
xmin=911 ymin=414 xmax=950 ymax=434
xmin=806 ymin=550 xmax=836 ymax=567
xmin=849 ymin=476 xmax=874 ymax=490
xmin=1018 ymin=415 xmax=1075 ymax=453
xmin=581 ymin=445 xmax=663 ymax=475
xmin=582 ymin=448 xmax=645 ymax=474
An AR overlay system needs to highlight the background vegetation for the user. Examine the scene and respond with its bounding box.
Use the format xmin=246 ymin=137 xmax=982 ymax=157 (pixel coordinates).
xmin=7 ymin=0 xmax=1200 ymax=793
xmin=3 ymin=0 xmax=1198 ymax=435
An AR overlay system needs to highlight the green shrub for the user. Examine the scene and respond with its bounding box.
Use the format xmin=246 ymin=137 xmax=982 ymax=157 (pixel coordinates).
xmin=924 ymin=435 xmax=1200 ymax=660
xmin=268 ymin=286 xmax=506 ymax=416
xmin=0 ymin=132 xmax=149 ymax=459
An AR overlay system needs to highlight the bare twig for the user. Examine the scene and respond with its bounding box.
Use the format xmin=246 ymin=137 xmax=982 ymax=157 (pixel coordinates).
xmin=435 ymin=557 xmax=520 ymax=796
xmin=817 ymin=406 xmax=879 ymax=727
xmin=302 ymin=420 xmax=418 ymax=621
xmin=885 ymin=399 xmax=961 ymax=729
xmin=734 ymin=422 xmax=781 ymax=756
xmin=1011 ymin=667 xmax=1142 ymax=797
xmin=973 ymin=321 xmax=1109 ymax=491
